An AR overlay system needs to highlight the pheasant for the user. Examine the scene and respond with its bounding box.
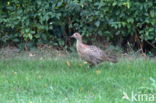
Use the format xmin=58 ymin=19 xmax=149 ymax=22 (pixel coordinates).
xmin=71 ymin=32 xmax=117 ymax=66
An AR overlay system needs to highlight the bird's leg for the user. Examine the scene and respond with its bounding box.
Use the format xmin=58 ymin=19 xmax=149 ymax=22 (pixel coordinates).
xmin=89 ymin=64 xmax=95 ymax=68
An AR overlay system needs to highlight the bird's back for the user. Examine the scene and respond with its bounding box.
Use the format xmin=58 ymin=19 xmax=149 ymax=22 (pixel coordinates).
xmin=76 ymin=42 xmax=117 ymax=65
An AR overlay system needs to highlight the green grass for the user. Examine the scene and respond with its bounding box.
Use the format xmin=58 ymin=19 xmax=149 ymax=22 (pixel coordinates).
xmin=0 ymin=55 xmax=156 ymax=103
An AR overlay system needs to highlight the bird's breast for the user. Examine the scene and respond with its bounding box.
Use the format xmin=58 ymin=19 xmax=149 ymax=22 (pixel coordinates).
xmin=76 ymin=42 xmax=88 ymax=56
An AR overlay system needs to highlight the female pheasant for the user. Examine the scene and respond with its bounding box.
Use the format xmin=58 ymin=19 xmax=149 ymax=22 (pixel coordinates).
xmin=71 ymin=32 xmax=117 ymax=66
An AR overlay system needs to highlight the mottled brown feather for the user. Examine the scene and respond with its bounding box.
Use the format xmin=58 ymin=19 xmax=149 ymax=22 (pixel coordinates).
xmin=71 ymin=33 xmax=117 ymax=65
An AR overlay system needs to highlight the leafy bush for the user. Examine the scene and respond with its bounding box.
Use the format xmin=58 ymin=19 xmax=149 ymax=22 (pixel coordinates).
xmin=0 ymin=0 xmax=155 ymax=51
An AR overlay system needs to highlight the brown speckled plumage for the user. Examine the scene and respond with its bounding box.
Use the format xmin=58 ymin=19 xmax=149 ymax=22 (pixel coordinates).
xmin=71 ymin=33 xmax=117 ymax=66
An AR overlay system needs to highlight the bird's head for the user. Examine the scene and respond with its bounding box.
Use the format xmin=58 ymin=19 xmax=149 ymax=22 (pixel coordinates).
xmin=71 ymin=32 xmax=82 ymax=41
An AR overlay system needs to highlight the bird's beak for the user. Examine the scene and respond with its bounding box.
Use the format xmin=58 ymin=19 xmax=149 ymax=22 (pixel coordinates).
xmin=70 ymin=35 xmax=74 ymax=38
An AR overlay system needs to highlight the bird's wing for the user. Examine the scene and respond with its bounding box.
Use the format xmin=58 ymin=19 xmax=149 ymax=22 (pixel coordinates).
xmin=84 ymin=45 xmax=109 ymax=61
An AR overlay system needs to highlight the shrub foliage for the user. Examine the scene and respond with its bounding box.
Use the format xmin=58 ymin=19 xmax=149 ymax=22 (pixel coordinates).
xmin=0 ymin=0 xmax=155 ymax=50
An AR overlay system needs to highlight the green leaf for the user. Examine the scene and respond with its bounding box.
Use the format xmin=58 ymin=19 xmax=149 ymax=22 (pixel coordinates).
xmin=127 ymin=18 xmax=134 ymax=23
xmin=57 ymin=1 xmax=63 ymax=7
xmin=95 ymin=21 xmax=100 ymax=27
xmin=150 ymin=10 xmax=155 ymax=17
xmin=28 ymin=33 xmax=33 ymax=40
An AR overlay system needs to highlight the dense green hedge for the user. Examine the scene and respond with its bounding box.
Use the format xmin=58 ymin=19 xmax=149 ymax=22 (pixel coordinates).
xmin=0 ymin=0 xmax=156 ymax=50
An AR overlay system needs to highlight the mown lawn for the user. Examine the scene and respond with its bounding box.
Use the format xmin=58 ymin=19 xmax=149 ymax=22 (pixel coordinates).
xmin=0 ymin=55 xmax=156 ymax=103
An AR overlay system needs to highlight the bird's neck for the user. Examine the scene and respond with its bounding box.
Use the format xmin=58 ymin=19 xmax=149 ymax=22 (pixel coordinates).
xmin=76 ymin=38 xmax=83 ymax=45
xmin=76 ymin=39 xmax=83 ymax=48
xmin=76 ymin=38 xmax=89 ymax=50
xmin=77 ymin=38 xmax=82 ymax=42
